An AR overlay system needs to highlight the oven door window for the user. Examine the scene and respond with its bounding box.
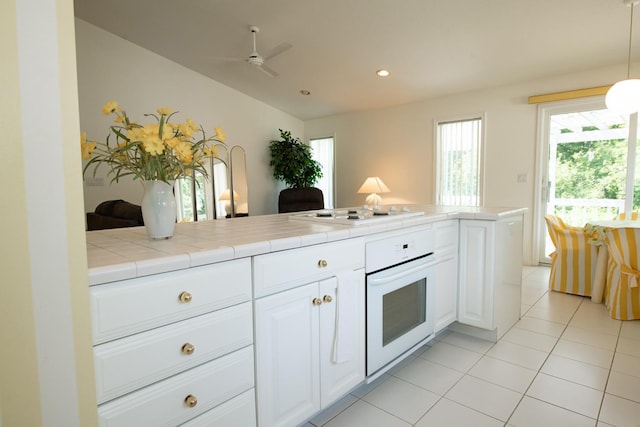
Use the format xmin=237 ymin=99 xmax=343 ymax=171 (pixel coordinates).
xmin=382 ymin=277 xmax=426 ymax=346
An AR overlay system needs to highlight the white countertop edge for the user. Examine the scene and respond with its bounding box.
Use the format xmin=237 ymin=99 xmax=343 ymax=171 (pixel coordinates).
xmin=188 ymin=246 xmax=236 ymax=268
xmin=451 ymin=207 xmax=528 ymax=220
xmin=88 ymin=262 xmax=137 ymax=286
xmin=87 ymin=206 xmax=526 ymax=285
xmin=135 ymin=254 xmax=191 ymax=277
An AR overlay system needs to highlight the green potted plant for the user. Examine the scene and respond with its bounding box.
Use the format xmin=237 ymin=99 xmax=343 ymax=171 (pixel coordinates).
xmin=269 ymin=129 xmax=324 ymax=213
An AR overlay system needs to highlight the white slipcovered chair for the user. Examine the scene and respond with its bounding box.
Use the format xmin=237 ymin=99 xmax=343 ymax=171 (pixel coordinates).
xmin=604 ymin=227 xmax=640 ymax=320
xmin=544 ymin=214 xmax=598 ymax=296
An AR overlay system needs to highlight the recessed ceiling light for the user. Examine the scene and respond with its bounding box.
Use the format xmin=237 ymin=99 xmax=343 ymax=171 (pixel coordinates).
xmin=300 ymin=90 xmax=311 ymax=95
xmin=376 ymin=69 xmax=390 ymax=77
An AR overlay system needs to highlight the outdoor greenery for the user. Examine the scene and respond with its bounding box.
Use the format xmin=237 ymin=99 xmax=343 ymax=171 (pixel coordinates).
xmin=556 ymin=134 xmax=626 ymax=201
xmin=176 ymin=173 xmax=207 ymax=221
xmin=553 ymin=123 xmax=640 ymax=223
xmin=269 ymin=129 xmax=322 ymax=188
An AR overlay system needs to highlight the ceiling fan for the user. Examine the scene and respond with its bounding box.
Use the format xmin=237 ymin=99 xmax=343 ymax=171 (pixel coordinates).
xmin=240 ymin=25 xmax=292 ymax=77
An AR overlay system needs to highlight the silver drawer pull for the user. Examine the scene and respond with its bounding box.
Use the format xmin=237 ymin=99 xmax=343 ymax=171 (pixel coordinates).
xmin=318 ymin=259 xmax=328 ymax=268
xmin=181 ymin=343 xmax=195 ymax=355
xmin=184 ymin=394 xmax=198 ymax=408
xmin=179 ymin=291 xmax=192 ymax=303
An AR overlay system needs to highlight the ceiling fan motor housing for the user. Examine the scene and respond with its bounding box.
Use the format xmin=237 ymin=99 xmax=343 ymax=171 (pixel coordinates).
xmin=248 ymin=53 xmax=264 ymax=66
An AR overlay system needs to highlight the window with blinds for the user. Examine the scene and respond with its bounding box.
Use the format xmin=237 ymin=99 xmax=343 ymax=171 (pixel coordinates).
xmin=435 ymin=117 xmax=484 ymax=206
xmin=309 ymin=136 xmax=335 ymax=208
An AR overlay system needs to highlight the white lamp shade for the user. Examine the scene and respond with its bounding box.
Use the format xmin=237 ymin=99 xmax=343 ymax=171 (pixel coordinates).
xmin=605 ymin=79 xmax=640 ymax=115
xmin=357 ymin=177 xmax=390 ymax=207
xmin=219 ymin=189 xmax=239 ymax=201
xmin=357 ymin=177 xmax=390 ymax=194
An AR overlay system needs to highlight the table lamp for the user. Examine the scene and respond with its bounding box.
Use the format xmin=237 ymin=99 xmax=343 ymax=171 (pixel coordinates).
xmin=357 ymin=177 xmax=390 ymax=207
xmin=219 ymin=189 xmax=239 ymax=216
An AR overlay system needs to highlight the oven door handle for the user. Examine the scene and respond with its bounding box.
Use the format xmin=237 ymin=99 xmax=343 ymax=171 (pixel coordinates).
xmin=368 ymin=261 xmax=432 ymax=286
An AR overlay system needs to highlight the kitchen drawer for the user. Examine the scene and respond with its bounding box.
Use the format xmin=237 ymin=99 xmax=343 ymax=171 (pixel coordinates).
xmin=180 ymin=389 xmax=256 ymax=427
xmin=90 ymin=258 xmax=251 ymax=344
xmin=253 ymin=238 xmax=364 ymax=297
xmin=365 ymin=225 xmax=434 ymax=273
xmin=94 ymin=301 xmax=253 ymax=404
xmin=435 ymin=220 xmax=459 ymax=254
xmin=98 ymin=345 xmax=254 ymax=427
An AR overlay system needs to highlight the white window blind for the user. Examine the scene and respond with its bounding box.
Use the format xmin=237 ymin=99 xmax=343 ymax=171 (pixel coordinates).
xmin=436 ymin=117 xmax=483 ymax=206
xmin=309 ymin=137 xmax=335 ymax=209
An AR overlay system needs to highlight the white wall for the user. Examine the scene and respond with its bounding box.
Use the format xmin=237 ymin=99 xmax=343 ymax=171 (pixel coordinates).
xmin=76 ymin=16 xmax=630 ymax=264
xmin=3 ymin=1 xmax=97 ymax=426
xmin=304 ymin=65 xmax=624 ymax=264
xmin=76 ymin=19 xmax=302 ymax=216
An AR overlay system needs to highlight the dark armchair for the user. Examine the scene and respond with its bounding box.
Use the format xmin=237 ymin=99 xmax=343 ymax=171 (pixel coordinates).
xmin=278 ymin=188 xmax=324 ymax=213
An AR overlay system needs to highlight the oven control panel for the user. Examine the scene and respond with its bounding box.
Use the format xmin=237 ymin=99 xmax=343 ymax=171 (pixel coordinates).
xmin=365 ymin=226 xmax=435 ymax=273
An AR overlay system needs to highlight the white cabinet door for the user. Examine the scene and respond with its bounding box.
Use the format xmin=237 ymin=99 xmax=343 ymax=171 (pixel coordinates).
xmin=255 ymin=269 xmax=365 ymax=427
xmin=434 ymin=220 xmax=459 ymax=254
xmin=319 ymin=270 xmax=365 ymax=405
xmin=492 ymin=216 xmax=523 ymax=340
xmin=254 ymin=283 xmax=321 ymax=427
xmin=434 ymin=220 xmax=459 ymax=333
xmin=434 ymin=254 xmax=458 ymax=333
xmin=458 ymin=220 xmax=495 ymax=330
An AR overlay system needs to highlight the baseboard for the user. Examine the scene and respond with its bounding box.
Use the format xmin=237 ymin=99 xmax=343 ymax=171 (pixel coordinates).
xmin=447 ymin=322 xmax=498 ymax=343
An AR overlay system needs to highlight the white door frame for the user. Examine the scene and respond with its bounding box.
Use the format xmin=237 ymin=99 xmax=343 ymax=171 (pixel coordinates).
xmin=532 ymin=96 xmax=607 ymax=264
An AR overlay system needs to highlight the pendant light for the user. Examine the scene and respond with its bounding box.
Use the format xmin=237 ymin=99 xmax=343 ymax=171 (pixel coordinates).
xmin=606 ymin=0 xmax=640 ymax=115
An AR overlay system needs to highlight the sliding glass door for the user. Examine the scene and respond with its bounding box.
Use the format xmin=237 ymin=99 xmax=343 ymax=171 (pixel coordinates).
xmin=537 ymin=98 xmax=639 ymax=263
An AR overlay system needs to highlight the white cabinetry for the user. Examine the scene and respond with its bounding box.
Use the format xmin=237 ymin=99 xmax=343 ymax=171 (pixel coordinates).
xmin=89 ymin=258 xmax=255 ymax=427
xmin=458 ymin=216 xmax=523 ymax=341
xmin=254 ymin=239 xmax=365 ymax=427
xmin=434 ymin=220 xmax=459 ymax=333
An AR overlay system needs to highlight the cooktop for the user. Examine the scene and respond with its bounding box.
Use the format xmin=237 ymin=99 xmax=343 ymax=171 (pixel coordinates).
xmin=289 ymin=207 xmax=424 ymax=225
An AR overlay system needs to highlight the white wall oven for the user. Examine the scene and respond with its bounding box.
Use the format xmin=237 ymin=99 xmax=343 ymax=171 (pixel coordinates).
xmin=365 ymin=226 xmax=436 ymax=379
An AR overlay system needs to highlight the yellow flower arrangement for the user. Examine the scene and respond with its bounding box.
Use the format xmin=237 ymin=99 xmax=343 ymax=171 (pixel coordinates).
xmin=82 ymin=101 xmax=226 ymax=184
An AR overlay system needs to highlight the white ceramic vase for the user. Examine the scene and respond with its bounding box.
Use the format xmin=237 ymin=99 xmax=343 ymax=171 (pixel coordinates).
xmin=141 ymin=180 xmax=176 ymax=240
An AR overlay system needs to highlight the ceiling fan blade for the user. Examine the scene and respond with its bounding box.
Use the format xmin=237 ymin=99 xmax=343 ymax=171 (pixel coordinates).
xmin=263 ymin=43 xmax=292 ymax=61
xmin=216 ymin=57 xmax=245 ymax=62
xmin=257 ymin=63 xmax=278 ymax=78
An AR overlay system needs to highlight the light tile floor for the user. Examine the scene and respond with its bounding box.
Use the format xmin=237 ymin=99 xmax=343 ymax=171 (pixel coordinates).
xmin=301 ymin=266 xmax=640 ymax=427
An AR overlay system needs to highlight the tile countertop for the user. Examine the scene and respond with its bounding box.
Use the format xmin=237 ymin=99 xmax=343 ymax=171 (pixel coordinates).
xmin=86 ymin=205 xmax=526 ymax=286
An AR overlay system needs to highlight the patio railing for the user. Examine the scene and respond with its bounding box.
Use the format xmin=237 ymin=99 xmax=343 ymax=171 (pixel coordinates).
xmin=551 ymin=198 xmax=625 ymax=226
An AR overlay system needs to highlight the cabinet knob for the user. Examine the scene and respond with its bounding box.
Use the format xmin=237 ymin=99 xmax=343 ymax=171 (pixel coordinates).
xmin=318 ymin=259 xmax=328 ymax=268
xmin=323 ymin=295 xmax=333 ymax=303
xmin=184 ymin=394 xmax=198 ymax=408
xmin=179 ymin=291 xmax=192 ymax=303
xmin=181 ymin=343 xmax=195 ymax=355
xmin=312 ymin=297 xmax=323 ymax=306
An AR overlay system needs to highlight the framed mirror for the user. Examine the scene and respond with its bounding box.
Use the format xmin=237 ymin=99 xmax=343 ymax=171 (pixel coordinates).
xmin=228 ymin=145 xmax=249 ymax=217
xmin=210 ymin=143 xmax=229 ymax=219
xmin=175 ymin=142 xmax=248 ymax=220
